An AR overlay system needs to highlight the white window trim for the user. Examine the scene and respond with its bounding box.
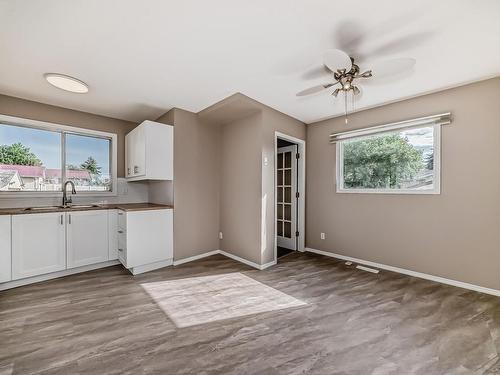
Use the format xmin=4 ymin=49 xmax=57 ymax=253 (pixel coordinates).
xmin=335 ymin=121 xmax=443 ymax=195
xmin=0 ymin=114 xmax=118 ymax=198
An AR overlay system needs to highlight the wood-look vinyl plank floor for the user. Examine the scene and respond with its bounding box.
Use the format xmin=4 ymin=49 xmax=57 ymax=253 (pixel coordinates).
xmin=1 ymin=252 xmax=499 ymax=374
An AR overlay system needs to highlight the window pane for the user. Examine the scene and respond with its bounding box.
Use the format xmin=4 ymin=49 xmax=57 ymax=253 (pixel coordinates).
xmin=0 ymin=123 xmax=62 ymax=192
xmin=65 ymin=133 xmax=111 ymax=192
xmin=342 ymin=126 xmax=435 ymax=191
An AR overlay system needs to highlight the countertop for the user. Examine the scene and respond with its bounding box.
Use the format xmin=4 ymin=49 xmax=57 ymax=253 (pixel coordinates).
xmin=0 ymin=203 xmax=173 ymax=216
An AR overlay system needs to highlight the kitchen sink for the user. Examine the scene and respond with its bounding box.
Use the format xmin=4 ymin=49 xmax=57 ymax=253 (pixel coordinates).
xmin=66 ymin=204 xmax=101 ymax=209
xmin=23 ymin=206 xmax=62 ymax=211
xmin=23 ymin=204 xmax=101 ymax=211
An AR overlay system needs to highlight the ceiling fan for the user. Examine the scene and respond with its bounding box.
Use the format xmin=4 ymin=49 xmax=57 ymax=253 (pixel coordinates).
xmin=296 ymin=49 xmax=416 ymax=123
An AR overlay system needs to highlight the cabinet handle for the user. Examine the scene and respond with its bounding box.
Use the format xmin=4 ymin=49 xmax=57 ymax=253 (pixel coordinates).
xmin=118 ymin=248 xmax=124 ymax=252
xmin=134 ymin=165 xmax=139 ymax=174
xmin=118 ymin=230 xmax=124 ymax=234
xmin=118 ymin=212 xmax=123 ymax=216
xmin=68 ymin=214 xmax=71 ymax=224
xmin=127 ymin=167 xmax=131 ymax=175
xmin=60 ymin=214 xmax=63 ymax=225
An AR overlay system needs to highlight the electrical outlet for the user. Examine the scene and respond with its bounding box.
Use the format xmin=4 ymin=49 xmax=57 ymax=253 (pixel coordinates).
xmin=320 ymin=232 xmax=326 ymax=240
xmin=219 ymin=232 xmax=223 ymax=240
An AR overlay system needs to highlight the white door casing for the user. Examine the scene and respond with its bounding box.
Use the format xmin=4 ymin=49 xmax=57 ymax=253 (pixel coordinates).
xmin=276 ymin=145 xmax=297 ymax=250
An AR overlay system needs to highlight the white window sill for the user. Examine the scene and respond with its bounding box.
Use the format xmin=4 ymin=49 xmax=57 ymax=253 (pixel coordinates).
xmin=336 ymin=188 xmax=440 ymax=195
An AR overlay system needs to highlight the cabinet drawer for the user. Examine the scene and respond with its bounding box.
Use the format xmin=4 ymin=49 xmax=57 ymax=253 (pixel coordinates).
xmin=117 ymin=210 xmax=126 ymax=230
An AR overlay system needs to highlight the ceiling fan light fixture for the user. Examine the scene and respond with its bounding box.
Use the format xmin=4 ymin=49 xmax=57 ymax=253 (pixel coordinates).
xmin=44 ymin=73 xmax=89 ymax=93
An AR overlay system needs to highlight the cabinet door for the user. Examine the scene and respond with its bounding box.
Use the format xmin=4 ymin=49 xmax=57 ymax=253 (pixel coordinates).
xmin=67 ymin=210 xmax=109 ymax=269
xmin=0 ymin=215 xmax=11 ymax=283
xmin=125 ymin=131 xmax=133 ymax=178
xmin=132 ymin=125 xmax=146 ymax=177
xmin=12 ymin=213 xmax=66 ymax=280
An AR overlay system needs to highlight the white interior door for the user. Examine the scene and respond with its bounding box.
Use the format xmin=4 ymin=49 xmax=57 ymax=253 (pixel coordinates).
xmin=277 ymin=145 xmax=297 ymax=250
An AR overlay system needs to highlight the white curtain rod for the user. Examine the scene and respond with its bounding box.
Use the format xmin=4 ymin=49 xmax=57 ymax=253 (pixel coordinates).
xmin=329 ymin=113 xmax=451 ymax=143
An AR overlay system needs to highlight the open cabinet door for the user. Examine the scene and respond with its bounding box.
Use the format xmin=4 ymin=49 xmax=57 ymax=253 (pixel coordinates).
xmin=276 ymin=145 xmax=297 ymax=250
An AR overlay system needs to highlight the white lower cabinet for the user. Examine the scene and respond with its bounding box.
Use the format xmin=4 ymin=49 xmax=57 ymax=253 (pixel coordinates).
xmin=118 ymin=209 xmax=173 ymax=274
xmin=12 ymin=212 xmax=66 ymax=280
xmin=66 ymin=210 xmax=109 ymax=269
xmin=0 ymin=216 xmax=12 ymax=283
xmin=2 ymin=207 xmax=173 ymax=287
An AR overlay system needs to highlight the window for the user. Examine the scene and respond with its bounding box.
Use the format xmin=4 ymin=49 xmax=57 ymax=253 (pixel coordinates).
xmin=0 ymin=115 xmax=117 ymax=195
xmin=333 ymin=114 xmax=449 ymax=194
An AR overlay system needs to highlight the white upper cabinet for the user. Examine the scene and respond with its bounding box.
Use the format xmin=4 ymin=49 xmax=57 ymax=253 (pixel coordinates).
xmin=66 ymin=210 xmax=109 ymax=269
xmin=126 ymin=120 xmax=173 ymax=181
xmin=0 ymin=216 xmax=11 ymax=283
xmin=12 ymin=212 xmax=66 ymax=280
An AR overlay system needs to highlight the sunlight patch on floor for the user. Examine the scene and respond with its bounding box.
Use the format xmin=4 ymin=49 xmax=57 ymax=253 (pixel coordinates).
xmin=141 ymin=272 xmax=306 ymax=328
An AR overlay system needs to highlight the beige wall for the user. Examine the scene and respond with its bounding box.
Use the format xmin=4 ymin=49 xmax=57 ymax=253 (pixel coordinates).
xmin=220 ymin=112 xmax=263 ymax=264
xmin=156 ymin=108 xmax=221 ymax=261
xmin=306 ymin=77 xmax=500 ymax=290
xmin=0 ymin=95 xmax=137 ymax=177
xmin=214 ymin=94 xmax=306 ymax=266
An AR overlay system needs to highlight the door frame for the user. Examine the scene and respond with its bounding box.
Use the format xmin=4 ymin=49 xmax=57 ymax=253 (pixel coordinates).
xmin=274 ymin=132 xmax=306 ymax=262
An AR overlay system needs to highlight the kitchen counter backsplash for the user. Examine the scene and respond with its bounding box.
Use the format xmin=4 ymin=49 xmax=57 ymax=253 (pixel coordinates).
xmin=0 ymin=178 xmax=150 ymax=209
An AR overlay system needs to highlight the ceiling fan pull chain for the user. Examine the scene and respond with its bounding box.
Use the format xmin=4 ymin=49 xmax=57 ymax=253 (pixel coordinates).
xmin=344 ymin=91 xmax=348 ymax=124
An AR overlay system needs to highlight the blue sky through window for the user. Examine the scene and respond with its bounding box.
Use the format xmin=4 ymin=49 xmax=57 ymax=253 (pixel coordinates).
xmin=0 ymin=123 xmax=110 ymax=175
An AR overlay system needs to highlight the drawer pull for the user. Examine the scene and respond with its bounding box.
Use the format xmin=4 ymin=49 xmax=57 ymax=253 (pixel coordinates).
xmin=118 ymin=230 xmax=124 ymax=234
xmin=118 ymin=248 xmax=124 ymax=252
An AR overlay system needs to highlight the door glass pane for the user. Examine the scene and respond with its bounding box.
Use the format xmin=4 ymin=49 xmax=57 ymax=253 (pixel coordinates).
xmin=278 ymin=187 xmax=283 ymax=203
xmin=277 ymin=204 xmax=283 ymax=220
xmin=277 ymin=170 xmax=283 ymax=186
xmin=284 ymin=222 xmax=291 ymax=238
xmin=284 ymin=204 xmax=291 ymax=221
xmin=0 ymin=123 xmax=62 ymax=192
xmin=285 ymin=152 xmax=292 ymax=168
xmin=284 ymin=169 xmax=291 ymax=185
xmin=277 ymin=153 xmax=283 ymax=169
xmin=284 ymin=187 xmax=291 ymax=203
xmin=65 ymin=133 xmax=112 ymax=192
xmin=277 ymin=221 xmax=283 ymax=236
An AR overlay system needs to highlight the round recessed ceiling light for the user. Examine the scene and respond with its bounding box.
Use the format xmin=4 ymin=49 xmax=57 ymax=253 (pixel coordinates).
xmin=44 ymin=73 xmax=89 ymax=93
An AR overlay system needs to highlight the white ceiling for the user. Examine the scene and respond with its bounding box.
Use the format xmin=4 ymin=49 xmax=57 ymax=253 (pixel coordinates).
xmin=1 ymin=0 xmax=499 ymax=124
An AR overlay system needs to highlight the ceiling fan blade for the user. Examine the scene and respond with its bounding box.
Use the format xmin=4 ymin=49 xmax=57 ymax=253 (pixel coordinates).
xmin=333 ymin=20 xmax=367 ymax=58
xmin=323 ymin=49 xmax=352 ymax=73
xmin=296 ymin=83 xmax=335 ymax=97
xmin=301 ymin=64 xmax=331 ymax=80
xmin=369 ymin=58 xmax=416 ymax=79
xmin=366 ymin=31 xmax=435 ymax=59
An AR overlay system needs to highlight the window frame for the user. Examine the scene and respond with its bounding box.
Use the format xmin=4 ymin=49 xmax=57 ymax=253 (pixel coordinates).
xmin=0 ymin=114 xmax=117 ymax=197
xmin=335 ymin=123 xmax=441 ymax=195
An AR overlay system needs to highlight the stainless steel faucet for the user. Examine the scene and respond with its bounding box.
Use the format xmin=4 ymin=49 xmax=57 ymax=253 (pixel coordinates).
xmin=62 ymin=181 xmax=76 ymax=207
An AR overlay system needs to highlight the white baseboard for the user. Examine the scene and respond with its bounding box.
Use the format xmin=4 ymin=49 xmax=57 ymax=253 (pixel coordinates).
xmin=260 ymin=260 xmax=277 ymax=270
xmin=218 ymin=250 xmax=262 ymax=270
xmin=173 ymin=249 xmax=276 ymax=271
xmin=0 ymin=260 xmax=120 ymax=291
xmin=129 ymin=259 xmax=173 ymax=275
xmin=305 ymin=247 xmax=500 ymax=298
xmin=173 ymin=250 xmax=220 ymax=266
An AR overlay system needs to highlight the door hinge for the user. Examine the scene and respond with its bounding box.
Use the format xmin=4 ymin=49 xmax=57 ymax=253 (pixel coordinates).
xmin=296 ymin=192 xmax=300 ymax=198
xmin=296 ymin=153 xmax=300 ymax=159
xmin=295 ymin=231 xmax=299 ymax=237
